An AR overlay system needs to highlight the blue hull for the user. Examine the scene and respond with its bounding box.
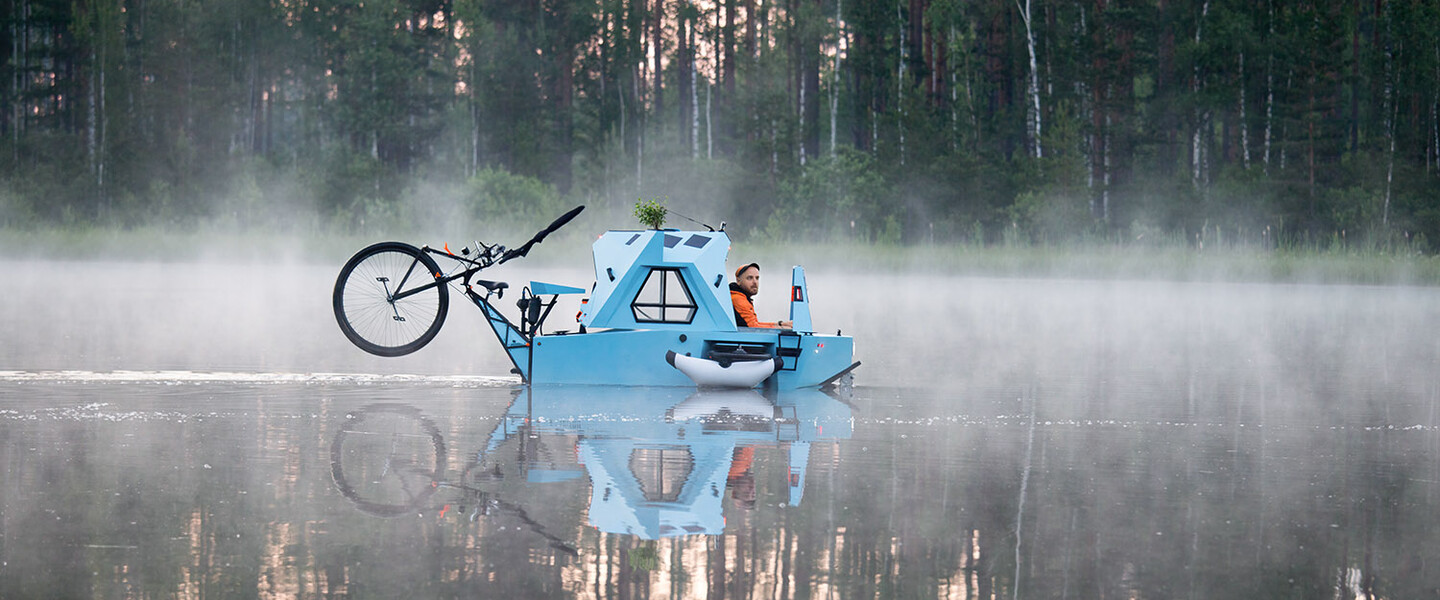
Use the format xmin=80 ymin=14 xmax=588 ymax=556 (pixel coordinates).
xmin=524 ymin=328 xmax=855 ymax=389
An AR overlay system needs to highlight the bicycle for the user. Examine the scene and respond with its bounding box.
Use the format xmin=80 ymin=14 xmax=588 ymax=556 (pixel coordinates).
xmin=332 ymin=205 xmax=585 ymax=359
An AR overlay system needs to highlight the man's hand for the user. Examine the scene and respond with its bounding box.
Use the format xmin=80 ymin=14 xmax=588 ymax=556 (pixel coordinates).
xmin=779 ymin=320 xmax=793 ymax=329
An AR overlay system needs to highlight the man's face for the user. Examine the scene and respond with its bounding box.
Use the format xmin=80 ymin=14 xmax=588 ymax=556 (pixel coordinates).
xmin=737 ymin=268 xmax=760 ymax=295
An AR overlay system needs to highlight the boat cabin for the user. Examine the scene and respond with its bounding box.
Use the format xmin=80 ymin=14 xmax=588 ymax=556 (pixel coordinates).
xmin=579 ymin=229 xmax=738 ymax=332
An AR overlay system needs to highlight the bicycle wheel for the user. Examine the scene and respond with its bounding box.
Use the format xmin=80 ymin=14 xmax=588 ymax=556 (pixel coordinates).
xmin=334 ymin=241 xmax=449 ymax=357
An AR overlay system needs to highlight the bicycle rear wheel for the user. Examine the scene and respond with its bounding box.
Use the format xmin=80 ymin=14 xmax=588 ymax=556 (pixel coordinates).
xmin=334 ymin=242 xmax=449 ymax=357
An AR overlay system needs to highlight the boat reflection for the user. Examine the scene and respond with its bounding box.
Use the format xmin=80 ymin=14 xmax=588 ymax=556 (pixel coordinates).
xmin=329 ymin=385 xmax=852 ymax=544
xmin=487 ymin=385 xmax=853 ymax=539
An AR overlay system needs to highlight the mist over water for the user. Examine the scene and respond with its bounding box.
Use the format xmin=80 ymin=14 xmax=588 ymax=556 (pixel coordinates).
xmin=3 ymin=255 xmax=1439 ymax=597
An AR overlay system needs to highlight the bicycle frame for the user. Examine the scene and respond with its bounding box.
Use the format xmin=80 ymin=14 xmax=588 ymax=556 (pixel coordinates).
xmin=405 ymin=244 xmax=566 ymax=383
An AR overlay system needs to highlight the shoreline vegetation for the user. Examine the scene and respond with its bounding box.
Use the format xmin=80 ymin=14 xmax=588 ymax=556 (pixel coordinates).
xmin=4 ymin=224 xmax=1435 ymax=287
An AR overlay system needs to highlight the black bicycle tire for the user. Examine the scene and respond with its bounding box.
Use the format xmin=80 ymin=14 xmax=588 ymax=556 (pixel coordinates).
xmin=333 ymin=241 xmax=449 ymax=357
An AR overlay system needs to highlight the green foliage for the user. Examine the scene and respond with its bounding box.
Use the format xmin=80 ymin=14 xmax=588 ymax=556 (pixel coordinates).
xmin=3 ymin=0 xmax=1440 ymax=256
xmin=1008 ymin=188 xmax=1094 ymax=244
xmin=465 ymin=168 xmax=564 ymax=227
xmin=766 ymin=148 xmax=888 ymax=242
xmin=319 ymin=149 xmax=390 ymax=228
xmin=633 ymin=198 xmax=668 ymax=229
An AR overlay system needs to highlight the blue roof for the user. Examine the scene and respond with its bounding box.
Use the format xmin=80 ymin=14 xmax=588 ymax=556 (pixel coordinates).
xmin=580 ymin=230 xmax=738 ymax=332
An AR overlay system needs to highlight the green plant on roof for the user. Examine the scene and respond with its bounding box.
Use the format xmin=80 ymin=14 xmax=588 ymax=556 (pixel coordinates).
xmin=634 ymin=198 xmax=667 ymax=229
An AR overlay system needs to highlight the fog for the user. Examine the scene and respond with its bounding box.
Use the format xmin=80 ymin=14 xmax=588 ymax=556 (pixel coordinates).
xmin=4 ymin=250 xmax=1440 ymax=598
xmin=6 ymin=255 xmax=1438 ymax=416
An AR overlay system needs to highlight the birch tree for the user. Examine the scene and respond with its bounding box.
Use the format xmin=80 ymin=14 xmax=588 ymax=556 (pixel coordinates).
xmin=1016 ymin=0 xmax=1041 ymax=158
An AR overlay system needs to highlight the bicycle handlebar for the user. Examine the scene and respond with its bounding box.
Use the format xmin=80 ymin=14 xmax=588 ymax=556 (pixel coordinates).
xmin=424 ymin=206 xmax=585 ymax=290
xmin=499 ymin=205 xmax=585 ymax=264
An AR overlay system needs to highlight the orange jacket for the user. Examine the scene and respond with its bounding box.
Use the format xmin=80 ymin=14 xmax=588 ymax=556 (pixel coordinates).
xmin=730 ymin=284 xmax=778 ymax=328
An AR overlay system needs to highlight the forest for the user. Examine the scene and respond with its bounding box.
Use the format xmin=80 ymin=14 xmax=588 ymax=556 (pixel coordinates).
xmin=4 ymin=0 xmax=1440 ymax=250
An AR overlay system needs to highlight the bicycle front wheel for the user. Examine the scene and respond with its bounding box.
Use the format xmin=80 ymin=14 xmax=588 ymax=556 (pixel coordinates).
xmin=334 ymin=242 xmax=449 ymax=357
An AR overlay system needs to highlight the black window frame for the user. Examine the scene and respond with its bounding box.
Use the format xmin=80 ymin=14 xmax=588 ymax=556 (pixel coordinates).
xmin=631 ymin=267 xmax=698 ymax=324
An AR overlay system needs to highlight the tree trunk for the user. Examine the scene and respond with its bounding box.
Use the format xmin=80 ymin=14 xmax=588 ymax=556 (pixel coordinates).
xmin=829 ymin=0 xmax=841 ymax=157
xmin=1240 ymin=51 xmax=1250 ymax=169
xmin=637 ymin=74 xmax=645 ymax=188
xmin=743 ymin=0 xmax=756 ymax=60
xmin=1383 ymin=16 xmax=1396 ymax=227
xmin=1103 ymin=113 xmax=1111 ymax=222
xmin=1017 ymin=0 xmax=1042 ymax=158
xmin=10 ymin=0 xmax=27 ymax=161
xmin=1307 ymin=87 xmax=1316 ymax=219
xmin=651 ymin=0 xmax=664 ymax=120
xmin=711 ymin=1 xmax=720 ymax=159
xmin=678 ymin=7 xmax=693 ymax=156
xmin=692 ymin=42 xmax=700 ymax=159
xmin=706 ymin=77 xmax=712 ymax=159
xmin=1349 ymin=0 xmax=1360 ymax=152
xmin=471 ymin=99 xmax=480 ymax=177
xmin=724 ymin=0 xmax=736 ymax=95
xmin=799 ymin=50 xmax=807 ymax=166
xmin=800 ymin=0 xmax=820 ymax=165
xmin=81 ymin=0 xmax=118 ymax=216
xmin=1090 ymin=79 xmax=1110 ymax=222
xmin=896 ymin=1 xmax=906 ymax=165
xmin=1191 ymin=1 xmax=1209 ymax=189
xmin=1433 ymin=43 xmax=1439 ymax=174
xmin=1263 ymin=2 xmax=1274 ymax=174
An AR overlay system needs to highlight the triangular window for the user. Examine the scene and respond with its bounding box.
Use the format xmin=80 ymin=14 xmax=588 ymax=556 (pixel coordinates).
xmin=632 ymin=267 xmax=697 ymax=323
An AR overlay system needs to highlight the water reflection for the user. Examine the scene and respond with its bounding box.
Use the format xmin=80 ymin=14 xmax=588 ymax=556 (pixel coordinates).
xmin=330 ymin=386 xmax=853 ymax=544
xmin=5 ymin=371 xmax=1439 ymax=598
xmin=502 ymin=386 xmax=850 ymax=539
xmin=330 ymin=403 xmax=448 ymax=518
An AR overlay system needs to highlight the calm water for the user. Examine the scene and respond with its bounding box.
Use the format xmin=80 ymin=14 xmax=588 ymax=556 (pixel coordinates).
xmin=2 ymin=260 xmax=1439 ymax=598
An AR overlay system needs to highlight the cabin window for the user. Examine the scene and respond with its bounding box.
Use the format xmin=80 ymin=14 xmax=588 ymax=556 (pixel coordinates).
xmin=632 ymin=267 xmax=697 ymax=323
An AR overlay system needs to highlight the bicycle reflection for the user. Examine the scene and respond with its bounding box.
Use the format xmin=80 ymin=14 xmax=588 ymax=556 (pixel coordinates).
xmin=329 ymin=386 xmax=852 ymax=543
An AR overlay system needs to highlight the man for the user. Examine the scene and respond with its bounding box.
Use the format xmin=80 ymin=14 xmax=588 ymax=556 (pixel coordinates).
xmin=730 ymin=262 xmax=792 ymax=329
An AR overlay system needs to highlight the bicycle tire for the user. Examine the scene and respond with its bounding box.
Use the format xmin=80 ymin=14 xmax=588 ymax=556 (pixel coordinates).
xmin=334 ymin=241 xmax=449 ymax=357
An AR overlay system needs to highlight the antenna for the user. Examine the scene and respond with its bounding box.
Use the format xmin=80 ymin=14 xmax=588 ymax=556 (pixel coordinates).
xmin=668 ymin=210 xmax=717 ymax=232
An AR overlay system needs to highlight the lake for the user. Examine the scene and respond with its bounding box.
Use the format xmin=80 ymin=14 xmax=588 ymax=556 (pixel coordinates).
xmin=2 ymin=259 xmax=1438 ymax=598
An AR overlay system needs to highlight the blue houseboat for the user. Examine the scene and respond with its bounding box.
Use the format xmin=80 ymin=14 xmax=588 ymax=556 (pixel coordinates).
xmin=333 ymin=208 xmax=859 ymax=389
xmin=488 ymin=229 xmax=858 ymax=388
